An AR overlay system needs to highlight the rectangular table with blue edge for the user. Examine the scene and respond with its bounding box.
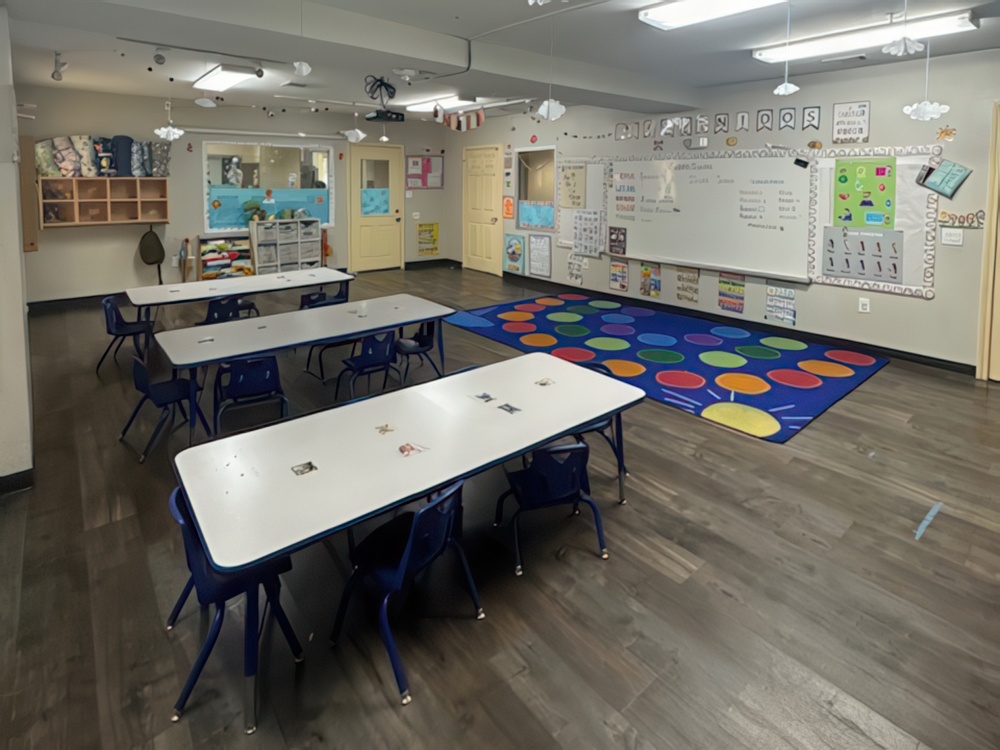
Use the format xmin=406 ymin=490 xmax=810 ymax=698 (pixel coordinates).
xmin=155 ymin=293 xmax=454 ymax=442
xmin=171 ymin=352 xmax=645 ymax=733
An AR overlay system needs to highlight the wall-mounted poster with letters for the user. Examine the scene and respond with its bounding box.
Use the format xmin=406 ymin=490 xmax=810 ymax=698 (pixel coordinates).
xmin=833 ymin=101 xmax=870 ymax=144
xmin=528 ymin=234 xmax=551 ymax=278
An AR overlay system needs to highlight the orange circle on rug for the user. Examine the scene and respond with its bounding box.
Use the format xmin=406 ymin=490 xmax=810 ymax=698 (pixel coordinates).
xmin=825 ymin=350 xmax=877 ymax=366
xmin=520 ymin=333 xmax=558 ymax=347
xmin=655 ymin=370 xmax=706 ymax=389
xmin=715 ymin=373 xmax=771 ymax=395
xmin=535 ymin=297 xmax=565 ymax=307
xmin=502 ymin=322 xmax=536 ymax=333
xmin=515 ymin=303 xmax=546 ymax=313
xmin=701 ymin=402 xmax=781 ymax=438
xmin=552 ymin=347 xmax=595 ymax=362
xmin=602 ymin=359 xmax=647 ymax=377
xmin=798 ymin=359 xmax=855 ymax=378
xmin=498 ymin=311 xmax=535 ymax=322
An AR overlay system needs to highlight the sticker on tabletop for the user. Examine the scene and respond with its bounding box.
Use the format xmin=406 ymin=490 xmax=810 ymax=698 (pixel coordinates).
xmin=291 ymin=461 xmax=318 ymax=475
xmin=498 ymin=403 xmax=521 ymax=415
xmin=471 ymin=392 xmax=497 ymax=403
xmin=535 ymin=378 xmax=555 ymax=387
xmin=398 ymin=443 xmax=427 ymax=457
xmin=375 ymin=424 xmax=395 ymax=435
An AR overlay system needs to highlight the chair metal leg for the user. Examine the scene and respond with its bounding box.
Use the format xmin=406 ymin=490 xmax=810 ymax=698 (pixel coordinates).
xmin=112 ymin=335 xmax=126 ymax=364
xmin=330 ymin=568 xmax=360 ymax=645
xmin=172 ymin=603 xmax=225 ymax=722
xmin=448 ymin=540 xmax=485 ymax=619
xmin=378 ymin=594 xmax=411 ymax=705
xmin=119 ymin=395 xmax=149 ymax=440
xmin=421 ymin=352 xmax=442 ymax=378
xmin=512 ymin=510 xmax=524 ymax=576
xmin=493 ymin=490 xmax=513 ymax=527
xmin=195 ymin=402 xmax=212 ymax=437
xmin=96 ymin=336 xmax=120 ymax=375
xmin=263 ymin=579 xmax=304 ymax=662
xmin=614 ymin=413 xmax=628 ymax=504
xmin=139 ymin=406 xmax=173 ymax=463
xmin=243 ymin=584 xmax=259 ymax=735
xmin=166 ymin=577 xmax=195 ymax=630
xmin=578 ymin=494 xmax=609 ymax=560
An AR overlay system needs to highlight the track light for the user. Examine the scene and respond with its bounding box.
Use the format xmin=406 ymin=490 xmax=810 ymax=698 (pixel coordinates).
xmin=379 ymin=124 xmax=389 ymax=142
xmin=51 ymin=51 xmax=68 ymax=82
xmin=193 ymin=64 xmax=258 ymax=91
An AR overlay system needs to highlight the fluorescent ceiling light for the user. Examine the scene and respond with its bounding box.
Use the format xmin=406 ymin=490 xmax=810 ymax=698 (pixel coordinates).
xmin=639 ymin=0 xmax=785 ymax=31
xmin=754 ymin=11 xmax=978 ymax=63
xmin=406 ymin=96 xmax=476 ymax=113
xmin=193 ymin=64 xmax=258 ymax=92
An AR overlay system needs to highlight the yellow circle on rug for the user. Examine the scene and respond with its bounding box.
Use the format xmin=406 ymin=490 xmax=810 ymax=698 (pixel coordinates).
xmin=602 ymin=359 xmax=646 ymax=377
xmin=701 ymin=402 xmax=781 ymax=438
xmin=798 ymin=359 xmax=855 ymax=378
xmin=498 ymin=311 xmax=535 ymax=322
xmin=535 ymin=297 xmax=565 ymax=307
xmin=715 ymin=373 xmax=771 ymax=395
xmin=519 ymin=333 xmax=558 ymax=347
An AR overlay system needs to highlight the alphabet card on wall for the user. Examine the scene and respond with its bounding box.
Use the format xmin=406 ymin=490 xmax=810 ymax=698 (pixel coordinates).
xmin=610 ymin=260 xmax=628 ymax=291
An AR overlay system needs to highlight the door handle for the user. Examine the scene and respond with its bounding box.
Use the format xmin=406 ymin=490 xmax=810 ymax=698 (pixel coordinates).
xmin=491 ymin=217 xmax=498 ymax=224
xmin=395 ymin=217 xmax=401 ymax=222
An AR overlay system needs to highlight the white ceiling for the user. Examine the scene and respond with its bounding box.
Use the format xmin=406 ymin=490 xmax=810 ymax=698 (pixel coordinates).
xmin=8 ymin=0 xmax=1000 ymax=118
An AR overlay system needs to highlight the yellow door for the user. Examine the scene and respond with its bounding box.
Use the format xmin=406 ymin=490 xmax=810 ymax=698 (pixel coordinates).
xmin=463 ymin=145 xmax=503 ymax=276
xmin=349 ymin=144 xmax=404 ymax=272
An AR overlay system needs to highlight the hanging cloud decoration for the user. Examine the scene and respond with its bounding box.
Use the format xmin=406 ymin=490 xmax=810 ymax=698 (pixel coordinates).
xmin=903 ymin=100 xmax=950 ymax=121
xmin=773 ymin=81 xmax=800 ymax=96
xmin=154 ymin=124 xmax=184 ymax=141
xmin=883 ymin=36 xmax=924 ymax=56
xmin=537 ymin=98 xmax=566 ymax=121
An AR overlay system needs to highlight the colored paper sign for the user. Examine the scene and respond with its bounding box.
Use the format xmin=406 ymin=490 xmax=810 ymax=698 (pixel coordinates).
xmin=519 ymin=201 xmax=556 ymax=229
xmin=361 ymin=188 xmax=390 ymax=216
xmin=502 ymin=196 xmax=515 ymax=219
xmin=833 ymin=158 xmax=896 ymax=229
xmin=718 ymin=272 xmax=745 ymax=314
xmin=417 ymin=222 xmax=439 ymax=256
xmin=640 ymin=263 xmax=660 ymax=298
xmin=610 ymin=260 xmax=628 ymax=291
xmin=676 ymin=266 xmax=700 ymax=304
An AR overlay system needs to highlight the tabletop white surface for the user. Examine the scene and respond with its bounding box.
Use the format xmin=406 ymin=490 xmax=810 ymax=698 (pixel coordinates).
xmin=174 ymin=353 xmax=645 ymax=570
xmin=155 ymin=293 xmax=453 ymax=368
xmin=126 ymin=267 xmax=353 ymax=307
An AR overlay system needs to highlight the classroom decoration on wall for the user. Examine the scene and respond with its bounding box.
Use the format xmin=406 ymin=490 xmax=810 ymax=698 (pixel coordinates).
xmin=208 ymin=186 xmax=328 ymax=229
xmin=528 ymin=234 xmax=551 ymax=277
xmin=572 ymin=209 xmax=605 ymax=257
xmin=937 ymin=208 xmax=984 ymax=229
xmin=361 ymin=188 xmax=390 ymax=216
xmin=609 ymin=260 xmax=628 ymax=291
xmin=639 ymin=263 xmax=661 ymax=298
xmin=446 ymin=293 xmax=888 ymax=444
xmin=417 ymin=222 xmax=439 ymax=256
xmin=822 ymin=227 xmax=903 ymax=283
xmin=505 ymin=233 xmax=525 ymax=274
xmin=559 ymin=164 xmax=586 ymax=208
xmin=609 ymin=225 xmax=626 ymax=255
xmin=406 ymin=155 xmax=443 ymax=189
xmin=718 ymin=272 xmax=746 ymax=314
xmin=35 ymin=135 xmax=170 ymax=178
xmin=832 ymin=101 xmax=870 ymax=144
xmin=567 ymin=253 xmax=585 ymax=286
xmin=833 ymin=157 xmax=897 ymax=228
xmin=676 ymin=266 xmax=700 ymax=303
xmin=519 ymin=200 xmax=556 ymax=230
xmin=916 ymin=159 xmax=972 ymax=199
xmin=502 ymin=196 xmax=515 ymax=219
xmin=765 ymin=283 xmax=797 ymax=326
xmin=556 ymin=160 xmax=610 ymax=248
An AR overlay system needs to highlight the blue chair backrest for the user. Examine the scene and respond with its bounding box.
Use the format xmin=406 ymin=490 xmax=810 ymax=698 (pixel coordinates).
xmin=299 ymin=279 xmax=350 ymax=309
xmin=582 ymin=361 xmax=613 ymax=378
xmin=131 ymin=355 xmax=151 ymax=396
xmin=393 ymin=480 xmax=464 ymax=588
xmin=201 ymin=297 xmax=242 ymax=325
xmin=411 ymin=321 xmax=435 ymax=348
xmin=356 ymin=332 xmax=396 ymax=366
xmin=102 ymin=295 xmax=126 ymax=334
xmin=223 ymin=356 xmax=282 ymax=399
xmin=523 ymin=443 xmax=590 ymax=505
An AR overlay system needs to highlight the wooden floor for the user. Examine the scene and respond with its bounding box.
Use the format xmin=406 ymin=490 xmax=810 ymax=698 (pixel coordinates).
xmin=2 ymin=265 xmax=998 ymax=749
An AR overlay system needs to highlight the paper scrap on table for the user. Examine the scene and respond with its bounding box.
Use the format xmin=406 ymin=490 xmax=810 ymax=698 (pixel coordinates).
xmin=399 ymin=443 xmax=427 ymax=457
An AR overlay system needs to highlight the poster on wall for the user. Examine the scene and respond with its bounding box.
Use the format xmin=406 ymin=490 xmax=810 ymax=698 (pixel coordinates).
xmin=917 ymin=159 xmax=972 ymax=199
xmin=528 ymin=234 xmax=551 ymax=278
xmin=504 ymin=233 xmax=525 ymax=274
xmin=834 ymin=157 xmax=896 ymax=228
xmin=822 ymin=226 xmax=903 ymax=282
xmin=361 ymin=188 xmax=390 ymax=216
xmin=718 ymin=272 xmax=745 ymax=314
xmin=640 ymin=263 xmax=661 ymax=298
xmin=610 ymin=260 xmax=629 ymax=291
xmin=519 ymin=201 xmax=556 ymax=230
xmin=765 ymin=283 xmax=796 ymax=326
xmin=417 ymin=222 xmax=439 ymax=256
xmin=609 ymin=226 xmax=627 ymax=255
xmin=832 ymin=101 xmax=870 ymax=144
xmin=676 ymin=266 xmax=700 ymax=303
xmin=406 ymin=155 xmax=443 ymax=189
xmin=560 ymin=165 xmax=586 ymax=208
xmin=502 ymin=196 xmax=515 ymax=219
xmin=567 ymin=254 xmax=585 ymax=286
xmin=572 ymin=209 xmax=604 ymax=257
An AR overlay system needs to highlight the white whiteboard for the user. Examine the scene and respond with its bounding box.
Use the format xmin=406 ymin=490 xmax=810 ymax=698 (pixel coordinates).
xmin=610 ymin=153 xmax=814 ymax=282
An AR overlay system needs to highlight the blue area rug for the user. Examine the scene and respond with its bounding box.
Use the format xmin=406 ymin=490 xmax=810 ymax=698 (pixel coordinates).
xmin=445 ymin=292 xmax=888 ymax=443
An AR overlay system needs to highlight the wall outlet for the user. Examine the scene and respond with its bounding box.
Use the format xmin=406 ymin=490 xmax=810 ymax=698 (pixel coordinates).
xmin=171 ymin=254 xmax=179 ymax=268
xmin=858 ymin=297 xmax=870 ymax=313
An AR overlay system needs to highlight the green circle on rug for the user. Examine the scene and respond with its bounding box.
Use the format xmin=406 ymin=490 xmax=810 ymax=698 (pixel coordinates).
xmin=555 ymin=324 xmax=591 ymax=337
xmin=567 ymin=304 xmax=601 ymax=315
xmin=736 ymin=345 xmax=782 ymax=360
xmin=637 ymin=349 xmax=684 ymax=364
xmin=699 ymin=351 xmax=748 ymax=368
xmin=759 ymin=336 xmax=807 ymax=351
xmin=589 ymin=300 xmax=622 ymax=309
xmin=547 ymin=312 xmax=583 ymax=323
xmin=585 ymin=337 xmax=630 ymax=351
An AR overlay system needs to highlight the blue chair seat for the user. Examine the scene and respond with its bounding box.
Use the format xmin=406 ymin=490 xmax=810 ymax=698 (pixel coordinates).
xmin=395 ymin=321 xmax=442 ymax=384
xmin=333 ymin=331 xmax=400 ymax=400
xmin=97 ymin=295 xmax=151 ymax=374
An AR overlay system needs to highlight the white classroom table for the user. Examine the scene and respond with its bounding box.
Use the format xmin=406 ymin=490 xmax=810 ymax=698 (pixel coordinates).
xmin=126 ymin=267 xmax=353 ymax=310
xmin=155 ymin=293 xmax=454 ymax=439
xmin=172 ymin=352 xmax=644 ymax=732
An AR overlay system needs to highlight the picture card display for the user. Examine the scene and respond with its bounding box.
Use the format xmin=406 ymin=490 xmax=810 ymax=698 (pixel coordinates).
xmin=406 ymin=155 xmax=443 ymax=189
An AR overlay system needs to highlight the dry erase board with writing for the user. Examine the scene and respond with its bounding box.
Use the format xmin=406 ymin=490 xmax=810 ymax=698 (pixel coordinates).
xmin=609 ymin=153 xmax=814 ymax=282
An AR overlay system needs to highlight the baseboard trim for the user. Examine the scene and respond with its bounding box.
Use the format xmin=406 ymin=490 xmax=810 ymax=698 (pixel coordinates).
xmin=0 ymin=468 xmax=34 ymax=496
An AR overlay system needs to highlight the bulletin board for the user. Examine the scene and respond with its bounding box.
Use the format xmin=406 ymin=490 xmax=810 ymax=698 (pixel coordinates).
xmin=406 ymin=155 xmax=443 ymax=189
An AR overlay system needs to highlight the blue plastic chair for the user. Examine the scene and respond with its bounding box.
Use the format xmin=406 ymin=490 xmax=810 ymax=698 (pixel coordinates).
xmin=395 ymin=321 xmax=442 ymax=384
xmin=330 ymin=480 xmax=484 ymax=705
xmin=97 ymin=295 xmax=150 ymax=374
xmin=494 ymin=441 xmax=608 ymax=576
xmin=119 ymin=356 xmax=210 ymax=462
xmin=333 ymin=331 xmax=400 ymax=400
xmin=301 ymin=278 xmax=352 ymax=378
xmin=165 ymin=488 xmax=303 ymax=728
xmin=573 ymin=362 xmax=629 ymax=502
xmin=197 ymin=297 xmax=243 ymax=325
xmin=212 ymin=356 xmax=289 ymax=434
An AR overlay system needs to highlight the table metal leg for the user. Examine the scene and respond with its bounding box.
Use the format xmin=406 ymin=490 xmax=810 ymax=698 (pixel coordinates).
xmin=436 ymin=317 xmax=446 ymax=374
xmin=615 ymin=413 xmax=627 ymax=504
xmin=243 ymin=584 xmax=259 ymax=735
xmin=188 ymin=367 xmax=198 ymax=445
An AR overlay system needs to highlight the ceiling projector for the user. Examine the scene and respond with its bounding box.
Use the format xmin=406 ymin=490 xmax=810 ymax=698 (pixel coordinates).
xmin=365 ymin=109 xmax=405 ymax=122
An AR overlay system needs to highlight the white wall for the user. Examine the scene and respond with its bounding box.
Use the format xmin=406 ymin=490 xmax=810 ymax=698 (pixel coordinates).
xmin=0 ymin=8 xmax=34 ymax=480
xmin=17 ymin=86 xmax=458 ymax=300
xmin=453 ymin=50 xmax=999 ymax=366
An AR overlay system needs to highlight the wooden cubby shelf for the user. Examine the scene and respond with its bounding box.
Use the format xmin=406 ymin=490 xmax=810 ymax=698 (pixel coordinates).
xmin=38 ymin=176 xmax=169 ymax=228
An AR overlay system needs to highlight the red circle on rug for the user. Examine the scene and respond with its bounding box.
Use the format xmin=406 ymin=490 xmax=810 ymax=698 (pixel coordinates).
xmin=825 ymin=350 xmax=877 ymax=366
xmin=558 ymin=293 xmax=589 ymax=300
xmin=552 ymin=347 xmax=596 ymax=362
xmin=502 ymin=322 xmax=536 ymax=333
xmin=515 ymin=303 xmax=546 ymax=313
xmin=655 ymin=370 xmax=706 ymax=389
xmin=767 ymin=368 xmax=823 ymax=389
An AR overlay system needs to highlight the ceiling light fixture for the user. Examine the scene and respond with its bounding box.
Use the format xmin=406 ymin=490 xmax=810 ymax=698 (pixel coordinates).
xmin=51 ymin=51 xmax=68 ymax=81
xmin=194 ymin=97 xmax=217 ymax=108
xmin=379 ymin=124 xmax=389 ymax=142
xmin=773 ymin=1 xmax=799 ymax=96
xmin=639 ymin=0 xmax=785 ymax=31
xmin=883 ymin=0 xmax=924 ymax=56
xmin=903 ymin=39 xmax=949 ymax=121
xmin=527 ymin=0 xmax=552 ymax=6
xmin=153 ymin=48 xmax=167 ymax=65
xmin=753 ymin=11 xmax=977 ymax=63
xmin=192 ymin=64 xmax=259 ymax=92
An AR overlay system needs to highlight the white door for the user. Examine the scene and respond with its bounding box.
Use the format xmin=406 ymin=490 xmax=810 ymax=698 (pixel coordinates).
xmin=349 ymin=144 xmax=404 ymax=272
xmin=463 ymin=145 xmax=503 ymax=276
